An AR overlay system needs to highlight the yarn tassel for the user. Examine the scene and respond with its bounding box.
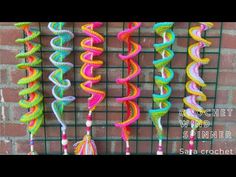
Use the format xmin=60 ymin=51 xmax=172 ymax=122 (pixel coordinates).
xmin=74 ymin=135 xmax=97 ymax=155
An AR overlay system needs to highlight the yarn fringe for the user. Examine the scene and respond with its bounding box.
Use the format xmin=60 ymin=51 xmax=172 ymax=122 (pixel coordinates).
xmin=74 ymin=135 xmax=97 ymax=155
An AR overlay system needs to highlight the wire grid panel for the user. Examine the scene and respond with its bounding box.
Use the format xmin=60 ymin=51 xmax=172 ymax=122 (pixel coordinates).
xmin=24 ymin=22 xmax=223 ymax=155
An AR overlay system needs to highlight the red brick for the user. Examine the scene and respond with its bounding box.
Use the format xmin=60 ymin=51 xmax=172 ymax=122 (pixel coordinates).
xmin=107 ymin=22 xmax=123 ymax=28
xmin=139 ymin=112 xmax=149 ymax=122
xmin=212 ymin=140 xmax=236 ymax=154
xmin=202 ymin=71 xmax=217 ymax=82
xmin=107 ymin=37 xmax=122 ymax=49
xmin=106 ymin=87 xmax=122 ymax=97
xmin=49 ymin=141 xmax=60 ymax=154
xmin=214 ymin=108 xmax=236 ymax=122
xmin=75 ymin=127 xmax=86 ymax=139
xmin=216 ymin=90 xmax=229 ymax=104
xmin=106 ymin=141 xmax=115 ymax=154
xmin=166 ymin=127 xmax=182 ymax=139
xmin=220 ymin=53 xmax=236 ymax=70
xmin=207 ymin=54 xmax=219 ymax=68
xmin=137 ymin=141 xmax=152 ymax=153
xmin=212 ymin=124 xmax=225 ymax=132
xmin=10 ymin=69 xmax=25 ymax=84
xmin=140 ymin=89 xmax=152 ymax=96
xmin=174 ymin=22 xmax=188 ymax=28
xmin=2 ymin=88 xmax=21 ymax=102
xmin=140 ymin=37 xmax=154 ymax=48
xmin=167 ymin=141 xmax=181 ymax=154
xmin=16 ymin=140 xmax=45 ymax=154
xmin=40 ymin=35 xmax=54 ymax=48
xmin=0 ymin=29 xmax=21 ymax=45
xmin=224 ymin=22 xmax=236 ymax=30
xmin=35 ymin=127 xmax=58 ymax=138
xmin=137 ymin=127 xmax=152 ymax=138
xmin=107 ymin=126 xmax=120 ymax=137
xmin=172 ymin=71 xmax=181 ymax=82
xmin=176 ymin=37 xmax=188 ymax=48
xmin=0 ymin=123 xmax=26 ymax=136
xmin=233 ymin=90 xmax=236 ymax=104
xmin=221 ymin=33 xmax=236 ymax=49
xmin=112 ymin=140 xmax=122 ymax=154
xmin=106 ymin=112 xmax=123 ymax=121
xmin=139 ymin=53 xmax=154 ymax=66
xmin=206 ymin=37 xmax=220 ymax=49
xmin=49 ymin=140 xmax=74 ymax=154
xmin=12 ymin=104 xmax=26 ymax=121
xmin=95 ymin=141 xmax=107 ymax=154
xmin=219 ymin=71 xmax=236 ymax=86
xmin=0 ymin=140 xmax=12 ymax=154
xmin=0 ymin=22 xmax=15 ymax=26
xmin=0 ymin=49 xmax=18 ymax=64
xmin=41 ymin=52 xmax=51 ymax=66
xmin=225 ymin=124 xmax=236 ymax=138
xmin=138 ymin=97 xmax=151 ymax=104
xmin=0 ymin=104 xmax=9 ymax=121
xmin=197 ymin=141 xmax=211 ymax=152
xmin=93 ymin=126 xmax=106 ymax=138
xmin=0 ymin=69 xmax=7 ymax=83
xmin=172 ymin=53 xmax=187 ymax=67
xmin=211 ymin=22 xmax=221 ymax=30
xmin=140 ymin=22 xmax=154 ymax=28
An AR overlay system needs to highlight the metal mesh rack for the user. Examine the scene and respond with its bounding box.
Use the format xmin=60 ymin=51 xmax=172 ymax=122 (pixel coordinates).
xmin=22 ymin=22 xmax=223 ymax=155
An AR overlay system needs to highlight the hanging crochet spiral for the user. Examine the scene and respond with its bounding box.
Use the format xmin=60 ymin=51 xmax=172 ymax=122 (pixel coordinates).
xmin=148 ymin=22 xmax=175 ymax=155
xmin=73 ymin=22 xmax=105 ymax=155
xmin=48 ymin=22 xmax=75 ymax=155
xmin=183 ymin=22 xmax=213 ymax=155
xmin=115 ymin=22 xmax=142 ymax=155
xmin=15 ymin=22 xmax=44 ymax=155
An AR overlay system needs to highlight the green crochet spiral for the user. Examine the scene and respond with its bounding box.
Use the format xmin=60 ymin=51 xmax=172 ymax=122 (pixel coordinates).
xmin=149 ymin=22 xmax=175 ymax=144
xmin=15 ymin=22 xmax=44 ymax=135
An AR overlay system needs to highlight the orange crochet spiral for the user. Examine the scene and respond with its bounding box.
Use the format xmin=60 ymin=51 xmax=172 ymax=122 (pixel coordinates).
xmin=74 ymin=22 xmax=105 ymax=155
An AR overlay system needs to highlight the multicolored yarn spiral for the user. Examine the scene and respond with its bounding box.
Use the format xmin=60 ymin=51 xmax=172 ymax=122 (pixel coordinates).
xmin=183 ymin=22 xmax=213 ymax=155
xmin=48 ymin=22 xmax=75 ymax=155
xmin=73 ymin=22 xmax=105 ymax=155
xmin=148 ymin=22 xmax=175 ymax=155
xmin=115 ymin=22 xmax=142 ymax=155
xmin=15 ymin=22 xmax=44 ymax=155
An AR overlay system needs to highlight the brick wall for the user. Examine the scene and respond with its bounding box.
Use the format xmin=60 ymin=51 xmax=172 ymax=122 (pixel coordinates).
xmin=0 ymin=22 xmax=235 ymax=155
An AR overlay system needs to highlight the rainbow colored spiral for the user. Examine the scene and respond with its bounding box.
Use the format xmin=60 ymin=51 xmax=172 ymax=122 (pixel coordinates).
xmin=148 ymin=22 xmax=175 ymax=155
xmin=74 ymin=22 xmax=105 ymax=155
xmin=115 ymin=22 xmax=142 ymax=155
xmin=15 ymin=22 xmax=44 ymax=155
xmin=183 ymin=22 xmax=213 ymax=155
xmin=48 ymin=22 xmax=75 ymax=155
